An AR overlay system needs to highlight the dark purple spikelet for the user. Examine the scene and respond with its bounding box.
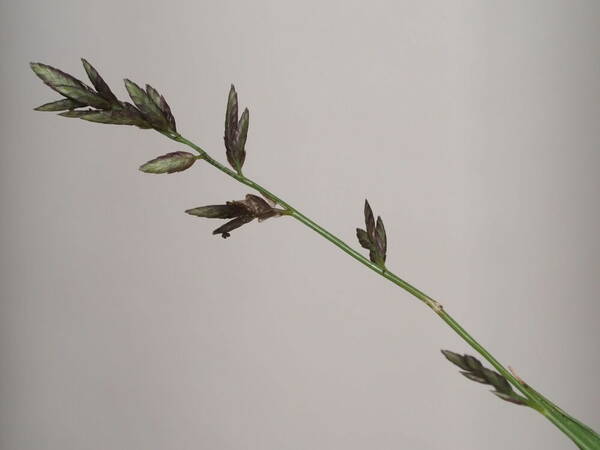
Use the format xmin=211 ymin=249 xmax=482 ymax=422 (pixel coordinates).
xmin=223 ymin=85 xmax=249 ymax=173
xmin=30 ymin=59 xmax=170 ymax=131
xmin=356 ymin=199 xmax=387 ymax=268
xmin=440 ymin=350 xmax=529 ymax=406
xmin=139 ymin=151 xmax=197 ymax=174
xmin=186 ymin=194 xmax=283 ymax=238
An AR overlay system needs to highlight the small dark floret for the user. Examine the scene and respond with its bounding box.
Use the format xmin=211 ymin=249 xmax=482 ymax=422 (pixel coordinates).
xmin=186 ymin=194 xmax=286 ymax=238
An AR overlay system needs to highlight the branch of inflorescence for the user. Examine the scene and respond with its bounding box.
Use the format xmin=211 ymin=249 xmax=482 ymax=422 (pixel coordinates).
xmin=30 ymin=57 xmax=599 ymax=448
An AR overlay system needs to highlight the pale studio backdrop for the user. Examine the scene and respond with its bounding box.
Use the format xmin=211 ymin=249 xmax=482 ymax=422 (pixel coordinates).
xmin=1 ymin=1 xmax=599 ymax=449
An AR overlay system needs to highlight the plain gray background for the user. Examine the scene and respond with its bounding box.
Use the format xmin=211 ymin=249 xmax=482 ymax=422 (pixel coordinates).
xmin=1 ymin=1 xmax=599 ymax=449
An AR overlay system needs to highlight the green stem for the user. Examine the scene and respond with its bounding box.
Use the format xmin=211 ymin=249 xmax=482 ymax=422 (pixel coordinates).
xmin=171 ymin=132 xmax=599 ymax=449
xmin=172 ymin=134 xmax=535 ymax=399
